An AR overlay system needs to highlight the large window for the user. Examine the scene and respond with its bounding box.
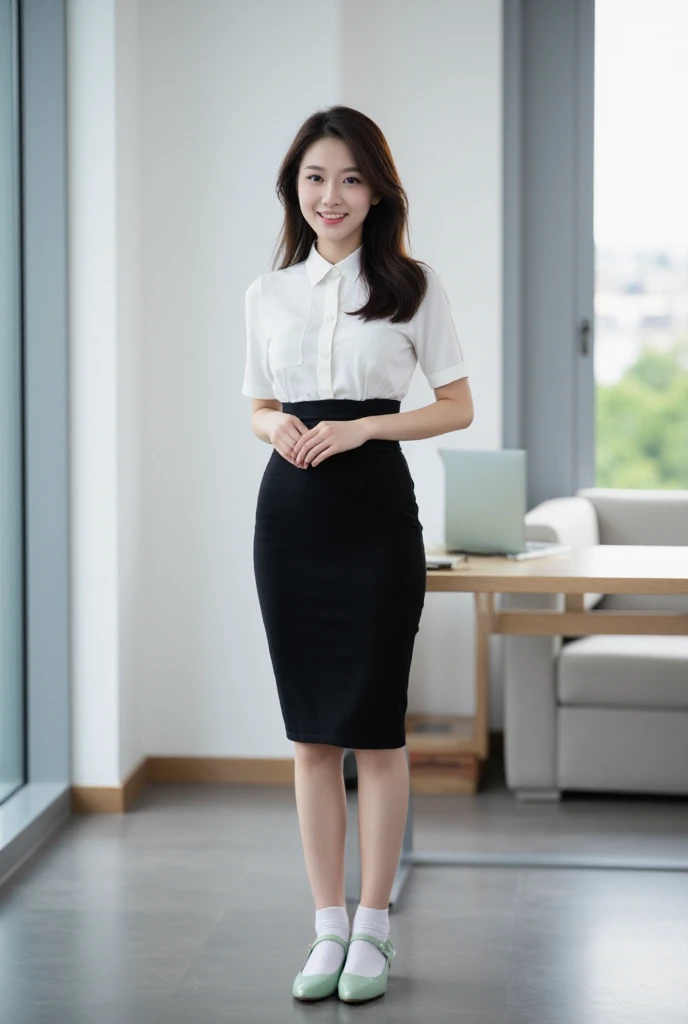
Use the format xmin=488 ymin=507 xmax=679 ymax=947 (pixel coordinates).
xmin=0 ymin=0 xmax=70 ymax=889
xmin=0 ymin=0 xmax=25 ymax=805
xmin=594 ymin=0 xmax=688 ymax=488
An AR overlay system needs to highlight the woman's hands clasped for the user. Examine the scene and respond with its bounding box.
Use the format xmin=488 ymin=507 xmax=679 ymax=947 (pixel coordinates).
xmin=268 ymin=413 xmax=369 ymax=468
xmin=268 ymin=413 xmax=310 ymax=468
xmin=292 ymin=419 xmax=370 ymax=467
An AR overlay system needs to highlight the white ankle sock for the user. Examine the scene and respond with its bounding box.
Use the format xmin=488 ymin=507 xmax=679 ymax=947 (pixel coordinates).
xmin=301 ymin=905 xmax=350 ymax=976
xmin=343 ymin=904 xmax=390 ymax=978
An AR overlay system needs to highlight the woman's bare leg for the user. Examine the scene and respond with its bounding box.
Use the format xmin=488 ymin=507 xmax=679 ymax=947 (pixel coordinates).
xmin=354 ymin=746 xmax=409 ymax=909
xmin=293 ymin=741 xmax=348 ymax=909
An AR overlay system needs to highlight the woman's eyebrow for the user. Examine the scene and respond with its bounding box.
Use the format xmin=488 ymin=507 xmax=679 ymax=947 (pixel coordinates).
xmin=303 ymin=165 xmax=361 ymax=173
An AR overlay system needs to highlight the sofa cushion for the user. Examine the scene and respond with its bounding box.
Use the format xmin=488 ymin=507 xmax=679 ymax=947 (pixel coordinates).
xmin=557 ymin=635 xmax=688 ymax=710
xmin=576 ymin=487 xmax=688 ymax=545
xmin=575 ymin=488 xmax=688 ymax=614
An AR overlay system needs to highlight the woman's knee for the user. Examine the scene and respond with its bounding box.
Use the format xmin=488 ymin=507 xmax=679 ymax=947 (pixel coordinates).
xmin=293 ymin=741 xmax=345 ymax=767
xmin=353 ymin=746 xmax=406 ymax=765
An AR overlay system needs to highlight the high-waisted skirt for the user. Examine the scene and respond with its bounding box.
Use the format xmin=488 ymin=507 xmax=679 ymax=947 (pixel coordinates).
xmin=252 ymin=398 xmax=427 ymax=749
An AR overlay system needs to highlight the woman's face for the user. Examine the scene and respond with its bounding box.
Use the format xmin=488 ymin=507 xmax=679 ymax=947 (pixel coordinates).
xmin=297 ymin=137 xmax=378 ymax=254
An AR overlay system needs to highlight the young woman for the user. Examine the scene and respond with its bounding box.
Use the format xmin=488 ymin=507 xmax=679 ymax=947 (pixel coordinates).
xmin=242 ymin=106 xmax=473 ymax=1004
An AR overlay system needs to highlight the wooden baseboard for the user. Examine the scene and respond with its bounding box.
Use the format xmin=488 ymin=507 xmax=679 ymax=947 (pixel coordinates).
xmin=71 ymin=756 xmax=295 ymax=813
xmin=147 ymin=756 xmax=295 ymax=786
xmin=71 ymin=734 xmax=504 ymax=813
xmin=71 ymin=755 xmax=150 ymax=814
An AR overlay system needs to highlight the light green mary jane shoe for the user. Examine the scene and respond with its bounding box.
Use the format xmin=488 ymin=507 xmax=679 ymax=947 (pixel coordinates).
xmin=292 ymin=933 xmax=350 ymax=1001
xmin=337 ymin=932 xmax=396 ymax=1004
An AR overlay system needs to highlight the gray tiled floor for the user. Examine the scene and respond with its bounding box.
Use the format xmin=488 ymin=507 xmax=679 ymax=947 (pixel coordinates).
xmin=0 ymin=765 xmax=687 ymax=1024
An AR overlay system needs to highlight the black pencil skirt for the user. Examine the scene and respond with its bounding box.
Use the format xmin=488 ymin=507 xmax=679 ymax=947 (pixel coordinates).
xmin=252 ymin=398 xmax=427 ymax=750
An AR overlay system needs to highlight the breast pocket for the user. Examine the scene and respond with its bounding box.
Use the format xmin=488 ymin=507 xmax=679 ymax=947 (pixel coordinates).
xmin=269 ymin=325 xmax=305 ymax=371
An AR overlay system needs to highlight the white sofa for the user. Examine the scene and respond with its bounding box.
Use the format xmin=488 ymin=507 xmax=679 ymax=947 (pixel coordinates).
xmin=502 ymin=488 xmax=688 ymax=801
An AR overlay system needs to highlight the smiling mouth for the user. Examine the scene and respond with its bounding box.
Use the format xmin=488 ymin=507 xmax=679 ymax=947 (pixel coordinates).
xmin=318 ymin=212 xmax=347 ymax=221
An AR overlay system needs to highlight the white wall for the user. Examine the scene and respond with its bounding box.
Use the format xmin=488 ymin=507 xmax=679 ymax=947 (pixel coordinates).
xmin=337 ymin=0 xmax=504 ymax=728
xmin=68 ymin=0 xmax=122 ymax=786
xmin=69 ymin=0 xmax=503 ymax=785
xmin=68 ymin=0 xmax=146 ymax=785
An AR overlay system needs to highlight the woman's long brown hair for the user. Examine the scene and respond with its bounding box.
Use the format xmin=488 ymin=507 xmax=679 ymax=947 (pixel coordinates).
xmin=272 ymin=105 xmax=430 ymax=325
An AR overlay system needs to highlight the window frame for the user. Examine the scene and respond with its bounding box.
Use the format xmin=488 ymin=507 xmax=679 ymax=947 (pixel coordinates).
xmin=502 ymin=0 xmax=595 ymax=508
xmin=0 ymin=0 xmax=71 ymax=889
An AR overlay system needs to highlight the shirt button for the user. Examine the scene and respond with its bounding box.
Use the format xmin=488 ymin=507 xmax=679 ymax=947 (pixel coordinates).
xmin=331 ymin=267 xmax=341 ymax=278
xmin=326 ymin=313 xmax=335 ymax=321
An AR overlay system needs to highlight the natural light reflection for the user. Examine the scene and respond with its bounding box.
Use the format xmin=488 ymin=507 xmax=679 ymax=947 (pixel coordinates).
xmin=577 ymin=913 xmax=688 ymax=1020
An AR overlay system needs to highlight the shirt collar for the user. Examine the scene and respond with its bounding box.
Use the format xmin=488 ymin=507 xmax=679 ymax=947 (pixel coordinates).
xmin=304 ymin=240 xmax=362 ymax=285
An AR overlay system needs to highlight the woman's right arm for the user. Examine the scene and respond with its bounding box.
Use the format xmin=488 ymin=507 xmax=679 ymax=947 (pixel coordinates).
xmin=250 ymin=398 xmax=283 ymax=443
xmin=250 ymin=399 xmax=310 ymax=467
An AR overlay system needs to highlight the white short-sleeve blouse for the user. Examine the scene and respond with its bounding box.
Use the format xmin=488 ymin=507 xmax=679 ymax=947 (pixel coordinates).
xmin=241 ymin=240 xmax=468 ymax=403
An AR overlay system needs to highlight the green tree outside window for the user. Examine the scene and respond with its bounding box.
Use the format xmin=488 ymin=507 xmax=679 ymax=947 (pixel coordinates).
xmin=596 ymin=338 xmax=688 ymax=489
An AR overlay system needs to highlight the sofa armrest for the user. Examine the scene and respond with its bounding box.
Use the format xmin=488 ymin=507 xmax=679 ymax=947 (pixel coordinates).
xmin=525 ymin=495 xmax=602 ymax=609
xmin=503 ymin=497 xmax=599 ymax=793
xmin=525 ymin=495 xmax=599 ymax=547
xmin=502 ymin=592 xmax=562 ymax=792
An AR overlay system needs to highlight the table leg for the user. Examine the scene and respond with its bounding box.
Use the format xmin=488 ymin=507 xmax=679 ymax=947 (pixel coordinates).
xmin=474 ymin=591 xmax=493 ymax=760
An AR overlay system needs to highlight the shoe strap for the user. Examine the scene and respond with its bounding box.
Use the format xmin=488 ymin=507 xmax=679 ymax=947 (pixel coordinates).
xmin=349 ymin=931 xmax=396 ymax=965
xmin=307 ymin=933 xmax=349 ymax=953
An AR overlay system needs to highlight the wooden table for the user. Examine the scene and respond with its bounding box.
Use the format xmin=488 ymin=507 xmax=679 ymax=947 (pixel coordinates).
xmin=424 ymin=544 xmax=688 ymax=764
xmin=351 ymin=545 xmax=688 ymax=906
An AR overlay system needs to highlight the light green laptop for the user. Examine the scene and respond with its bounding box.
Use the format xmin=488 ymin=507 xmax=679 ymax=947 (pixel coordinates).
xmin=438 ymin=448 xmax=557 ymax=557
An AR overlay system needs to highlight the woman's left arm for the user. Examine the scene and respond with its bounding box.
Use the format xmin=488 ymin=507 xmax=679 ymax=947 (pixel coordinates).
xmin=292 ymin=379 xmax=474 ymax=467
xmin=361 ymin=377 xmax=474 ymax=442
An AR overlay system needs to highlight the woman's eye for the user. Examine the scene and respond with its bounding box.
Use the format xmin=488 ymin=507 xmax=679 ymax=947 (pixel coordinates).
xmin=306 ymin=174 xmax=360 ymax=185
